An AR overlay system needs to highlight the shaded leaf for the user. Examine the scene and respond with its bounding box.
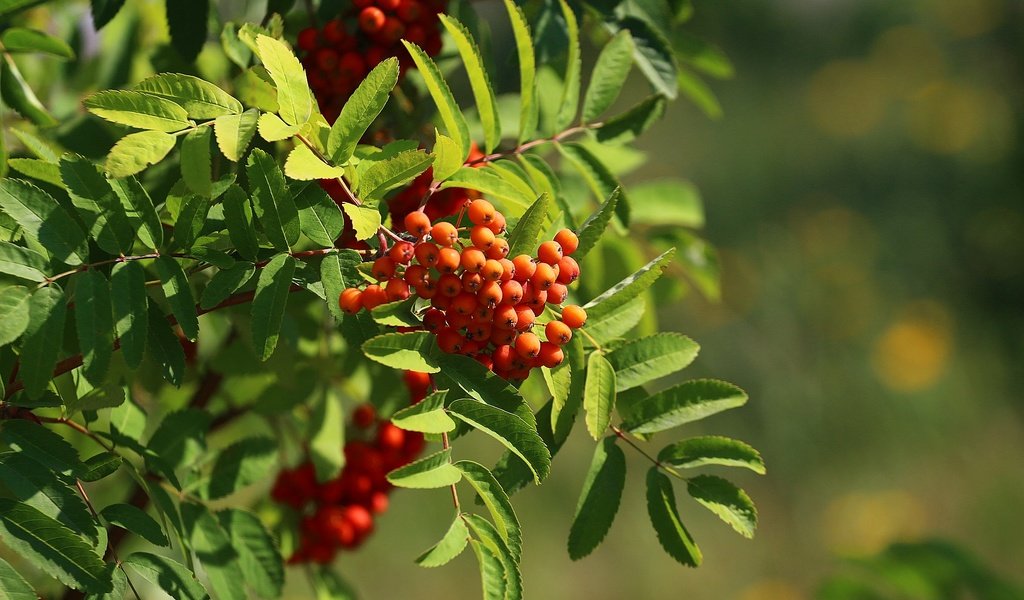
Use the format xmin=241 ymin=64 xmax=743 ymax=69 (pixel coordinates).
xmin=74 ymin=270 xmax=114 ymax=384
xmin=646 ymin=468 xmax=701 ymax=566
xmin=250 ymin=253 xmax=296 ymax=360
xmin=0 ymin=178 xmax=88 ymax=265
xmin=109 ymin=176 xmax=163 ymax=250
xmin=622 ymin=379 xmax=747 ymax=435
xmin=208 ymin=437 xmax=277 ymax=500
xmin=100 ymin=503 xmax=167 ymax=547
xmin=361 ymin=331 xmax=441 ymax=372
xmin=687 ymin=474 xmax=757 ymax=538
xmin=153 ymin=256 xmax=199 ymax=341
xmin=555 ymin=0 xmax=582 ymax=131
xmin=505 ymin=193 xmax=549 ymax=258
xmin=447 ymin=399 xmax=551 ymax=483
xmin=217 ymin=509 xmax=283 ymax=599
xmin=60 ymin=155 xmax=135 ymax=253
xmin=181 ymin=127 xmax=213 ymax=196
xmin=20 ymin=286 xmax=67 ymax=398
xmin=595 ymin=94 xmax=666 ymax=144
xmin=658 ymin=436 xmax=765 ymax=474
xmin=0 ymin=556 xmax=35 ymax=600
xmin=124 ymin=552 xmax=209 ymax=600
xmin=1 ymin=27 xmax=74 ymax=58
xmin=0 ymin=285 xmax=31 ymax=346
xmin=309 ymin=388 xmax=345 ymax=482
xmin=568 ymin=437 xmax=626 ymax=559
xmin=0 ymin=242 xmax=46 ymax=282
xmin=247 ymin=148 xmax=299 ymax=251
xmin=222 ymin=184 xmax=259 ymax=261
xmin=456 ymin=461 xmax=522 ymax=560
xmin=200 ymin=263 xmax=255 ymax=310
xmin=165 ymin=0 xmax=209 ymax=63
xmin=110 ymin=261 xmax=148 ymax=369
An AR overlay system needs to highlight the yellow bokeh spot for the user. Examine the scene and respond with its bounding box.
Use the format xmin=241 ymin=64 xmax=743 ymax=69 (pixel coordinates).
xmin=905 ymin=82 xmax=993 ymax=154
xmin=821 ymin=490 xmax=928 ymax=557
xmin=932 ymin=0 xmax=1004 ymax=38
xmin=871 ymin=301 xmax=952 ymax=392
xmin=740 ymin=580 xmax=807 ymax=600
xmin=808 ymin=60 xmax=889 ymax=138
xmin=870 ymin=26 xmax=946 ymax=99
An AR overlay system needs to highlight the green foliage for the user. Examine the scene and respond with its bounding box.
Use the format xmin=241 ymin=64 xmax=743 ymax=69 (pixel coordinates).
xmin=567 ymin=437 xmax=626 ymax=559
xmin=416 ymin=515 xmax=470 ymax=568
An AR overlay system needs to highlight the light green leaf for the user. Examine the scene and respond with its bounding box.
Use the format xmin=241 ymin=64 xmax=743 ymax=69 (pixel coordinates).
xmin=148 ymin=408 xmax=210 ymax=471
xmin=583 ymin=351 xmax=616 ymax=440
xmin=255 ymin=34 xmax=312 ymax=126
xmin=285 ymin=144 xmax=344 ymax=180
xmin=455 ymin=461 xmax=522 ymax=561
xmin=0 ymin=555 xmax=36 ymax=600
xmin=200 ymin=263 xmax=255 ymax=310
xmin=109 ymin=176 xmax=163 ymax=250
xmin=222 ymin=184 xmax=259 ymax=261
xmin=402 ymin=40 xmax=470 ymax=158
xmin=74 ymin=270 xmax=114 ymax=385
xmin=504 ymin=0 xmax=536 ymax=143
xmin=361 ymin=331 xmax=440 ymax=373
xmin=319 ymin=252 xmax=348 ymax=320
xmin=505 ymin=193 xmax=548 ymax=257
xmin=358 ymin=150 xmax=433 ymax=202
xmin=369 ymin=297 xmax=419 ymax=327
xmin=646 ymin=468 xmax=701 ymax=566
xmin=1 ymin=27 xmax=74 ymax=58
xmin=432 ymin=131 xmax=462 ymax=181
xmin=0 ymin=285 xmax=31 ymax=346
xmin=20 ymin=285 xmax=67 ymax=398
xmin=181 ymin=127 xmax=213 ymax=196
xmin=256 ymin=112 xmax=299 ymax=142
xmin=392 ymin=390 xmax=456 ymax=434
xmin=341 ymin=203 xmax=381 ymax=241
xmin=251 ymin=253 xmax=296 ymax=361
xmin=110 ymin=261 xmax=148 ymax=369
xmin=548 ymin=335 xmax=584 ymax=445
xmin=568 ymin=437 xmax=626 ymax=559
xmin=1 ymin=55 xmax=55 ymax=127
xmin=329 ymin=57 xmax=398 ymax=164
xmin=8 ymin=158 xmax=62 ymax=187
xmin=439 ymin=15 xmax=501 ymax=153
xmin=84 ymin=89 xmax=191 ymax=132
xmin=309 ymin=388 xmax=345 ymax=482
xmin=464 ymin=514 xmax=522 ymax=599
xmin=687 ymin=474 xmax=757 ymax=538
xmin=105 ymin=130 xmax=177 ymax=178
xmin=0 ymin=241 xmax=46 ymax=281
xmin=135 ymin=73 xmax=243 ymax=119
xmin=622 ymin=379 xmax=747 ymax=434
xmin=583 ymin=248 xmax=674 ymax=335
xmin=146 ymin=299 xmax=185 ymax=386
xmin=628 ymin=178 xmax=704 ymax=227
xmin=416 ymin=514 xmax=469 ymax=568
xmin=124 ymin=552 xmax=210 ymax=600
xmin=557 ymin=142 xmax=630 ymax=226
xmin=606 ymin=332 xmax=699 ymax=391
xmin=583 ymin=31 xmax=634 ymax=122
xmin=214 ymin=109 xmax=259 ymax=162
xmin=247 ymin=148 xmax=299 ymax=251
xmin=440 ymin=166 xmax=534 ymax=210
xmin=153 ymin=256 xmax=199 ymax=341
xmin=595 ymin=94 xmax=666 ymax=144
xmin=555 ymin=0 xmax=581 ymax=130
xmin=217 ymin=509 xmax=283 ymax=599
xmin=0 ymin=178 xmax=88 ymax=265
xmin=658 ymin=436 xmax=765 ymax=474
xmin=101 ymin=503 xmax=168 ymax=547
xmin=447 ymin=399 xmax=551 ymax=484
xmin=468 ymin=539 xmax=505 ymax=600
xmin=387 ymin=448 xmax=462 ymax=489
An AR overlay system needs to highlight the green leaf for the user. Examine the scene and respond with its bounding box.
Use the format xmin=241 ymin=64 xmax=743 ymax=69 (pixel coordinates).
xmin=628 ymin=178 xmax=703 ymax=227
xmin=200 ymin=263 xmax=255 ymax=310
xmin=0 ymin=421 xmax=83 ymax=477
xmin=0 ymin=499 xmax=111 ymax=593
xmin=309 ymin=388 xmax=345 ymax=482
xmin=208 ymin=437 xmax=278 ymax=499
xmin=583 ymin=351 xmax=616 ymax=440
xmin=432 ymin=131 xmax=462 ymax=182
xmin=181 ymin=128 xmax=213 ymax=196
xmin=568 ymin=437 xmax=626 ymax=559
xmin=505 ymin=193 xmax=549 ymax=257
xmin=0 ymin=285 xmax=31 ymax=346
xmin=84 ymin=89 xmax=192 ymax=132
xmin=555 ymin=0 xmax=582 ymax=130
xmin=153 ymin=256 xmax=199 ymax=341
xmin=358 ymin=150 xmax=433 ymax=202
xmin=105 ymin=130 xmax=177 ymax=178
xmin=90 ymin=0 xmax=124 ymax=28
xmin=687 ymin=474 xmax=757 ymax=538
xmin=439 ymin=15 xmax=501 ymax=153
xmin=247 ymin=148 xmax=299 ymax=251
xmin=455 ymin=461 xmax=522 ymax=562
xmin=256 ymin=112 xmax=299 ymax=142
xmin=0 ymin=178 xmax=88 ymax=265
xmin=109 ymin=176 xmax=164 ymax=250
xmin=66 ymin=384 xmax=124 ymax=414
xmin=658 ymin=436 xmax=765 ymax=474
xmin=447 ymin=399 xmax=551 ymax=484
xmin=166 ymin=0 xmax=209 ymax=62
xmin=319 ymin=252 xmax=348 ymax=321
xmin=217 ymin=509 xmax=283 ymax=599
xmin=0 ymin=453 xmax=96 ymax=540
xmin=124 ymin=552 xmax=210 ymax=600
xmin=557 ymin=142 xmax=630 ymax=226
xmin=468 ymin=539 xmax=506 ymax=600
xmin=386 ymin=448 xmax=462 ymax=489
xmin=1 ymin=57 xmax=55 ymax=127
xmin=606 ymin=332 xmax=699 ymax=391
xmin=145 ymin=299 xmax=185 ymax=386
xmin=8 ymin=158 xmax=62 ymax=187
xmin=148 ymin=408 xmax=210 ymax=470
xmin=616 ymin=17 xmax=678 ymax=99
xmin=79 ymin=452 xmax=122 ymax=482
xmin=0 ymin=556 xmax=36 ymax=600
xmin=645 ymin=468 xmax=701 ymax=566
xmin=369 ymin=297 xmax=419 ymax=327
xmin=402 ymin=40 xmax=470 ymax=158
xmin=135 ymin=73 xmax=243 ymax=119
xmin=622 ymin=379 xmax=747 ymax=435
xmin=583 ymin=248 xmax=674 ymax=338
xmin=595 ymin=94 xmax=666 ymax=144
xmin=284 ymin=144 xmax=344 ymax=181
xmin=20 ymin=285 xmax=67 ymax=399
xmin=172 ymin=194 xmax=211 ymax=251
xmin=255 ymin=34 xmax=312 ymax=127
xmin=440 ymin=166 xmax=535 ymax=211
xmin=504 ymin=0 xmax=537 ymax=143
xmin=110 ymin=261 xmax=148 ymax=369
xmin=328 ymin=57 xmax=398 ymax=164
xmin=416 ymin=514 xmax=469 ymax=568
xmin=463 ymin=514 xmax=522 ymax=599
xmin=1 ymin=27 xmax=75 ymax=58
xmin=0 ymin=241 xmax=46 ymax=282
xmin=548 ymin=335 xmax=584 ymax=445
xmin=60 ymin=155 xmax=135 ymax=254
xmin=222 ymin=184 xmax=260 ymax=261
xmin=74 ymin=270 xmax=114 ymax=385
xmin=392 ymin=390 xmax=456 ymax=434
xmin=250 ymin=253 xmax=296 ymax=361
xmin=100 ymin=503 xmax=168 ymax=547
xmin=435 ymin=353 xmax=533 ymax=425
xmin=361 ymin=331 xmax=441 ymax=373
xmin=214 ymin=109 xmax=259 ymax=162
xmin=582 ymin=31 xmax=634 ymax=122
xmin=341 ymin=204 xmax=381 ymax=241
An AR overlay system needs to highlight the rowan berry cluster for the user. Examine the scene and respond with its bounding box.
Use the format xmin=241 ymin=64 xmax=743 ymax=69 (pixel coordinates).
xmin=297 ymin=0 xmax=446 ymax=122
xmin=273 ymin=371 xmax=430 ymax=564
xmin=339 ymin=200 xmax=588 ymax=381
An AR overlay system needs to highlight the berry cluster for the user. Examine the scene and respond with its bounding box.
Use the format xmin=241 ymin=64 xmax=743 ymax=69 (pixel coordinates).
xmin=339 ymin=200 xmax=588 ymax=381
xmin=297 ymin=0 xmax=446 ymax=122
xmin=273 ymin=371 xmax=431 ymax=564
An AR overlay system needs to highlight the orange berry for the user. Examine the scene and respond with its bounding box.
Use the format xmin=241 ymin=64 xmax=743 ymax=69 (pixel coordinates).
xmin=389 ymin=241 xmax=415 ymax=264
xmin=561 ymin=305 xmax=587 ymax=328
xmin=462 ymin=272 xmax=484 ymax=293
xmin=556 ymin=256 xmax=580 ymax=284
xmin=431 ymin=222 xmax=458 ymax=247
xmin=537 ymin=241 xmax=563 ymax=265
xmin=475 ymin=306 xmax=494 ymax=321
xmin=515 ymin=332 xmax=541 ymax=359
xmin=437 ymin=327 xmax=465 ymax=353
xmin=513 ymin=306 xmax=535 ymax=331
xmin=361 ymin=284 xmax=388 ymax=309
xmin=481 ymin=259 xmax=504 ymax=282
xmin=435 ymin=247 xmax=460 ymax=274
xmin=404 ymin=211 xmax=431 ymax=237
xmin=416 ymin=281 xmax=438 ymax=299
xmin=339 ymin=288 xmax=363 ymax=314
xmin=414 ymin=242 xmax=439 ymax=267
xmin=461 ymin=339 xmax=482 ymax=356
xmin=385 ymin=278 xmax=410 ymax=301
xmin=500 ymin=280 xmax=523 ymax=305
xmin=451 ymin=292 xmax=477 ymax=316
xmin=554 ymin=229 xmax=579 ymax=255
xmin=547 ymin=282 xmax=568 ymax=304
xmin=524 ymin=288 xmax=547 ymax=312
xmin=512 ymin=255 xmax=536 ymax=282
xmin=372 ymin=257 xmax=395 ymax=281
xmin=404 ymin=264 xmax=428 ymax=285
xmin=487 ymin=212 xmax=507 ymax=234
xmin=538 ymin=342 xmax=564 ymax=368
xmin=545 ymin=320 xmax=572 ymax=345
xmin=448 ymin=313 xmax=473 ymax=331
xmin=422 ymin=308 xmax=447 ymax=332
xmin=493 ymin=304 xmax=519 ymax=330
xmin=492 ymin=344 xmax=516 ymax=371
xmin=461 ymin=248 xmax=487 ymax=273
xmin=477 ymin=281 xmax=503 ymax=308
xmin=531 ymin=263 xmax=556 ymax=290
xmin=438 ymin=273 xmax=462 ymax=297
xmin=467 ymin=199 xmax=495 ymax=225
xmin=470 ymin=226 xmax=495 ymax=250
xmin=491 ymin=328 xmax=517 ymax=346
xmin=499 ymin=258 xmax=516 ymax=281
xmin=466 ymin=323 xmax=492 ymax=342
xmin=486 ymin=238 xmax=510 ymax=260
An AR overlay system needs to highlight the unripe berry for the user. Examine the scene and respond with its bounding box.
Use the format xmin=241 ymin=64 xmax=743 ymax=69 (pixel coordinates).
xmin=339 ymin=288 xmax=363 ymax=314
xmin=554 ymin=229 xmax=579 ymax=255
xmin=531 ymin=263 xmax=557 ymax=290
xmin=422 ymin=308 xmax=447 ymax=332
xmin=431 ymin=222 xmax=458 ymax=247
xmin=385 ymin=278 xmax=410 ymax=301
xmin=467 ymin=199 xmax=496 ymax=225
xmin=477 ymin=281 xmax=503 ymax=308
xmin=481 ymin=259 xmax=504 ymax=282
xmin=359 ymin=7 xmax=386 ymax=33
xmin=538 ymin=342 xmax=565 ymax=368
xmin=438 ymin=273 xmax=462 ymax=297
xmin=486 ymin=238 xmax=510 ymax=260
xmin=353 ymin=404 xmax=377 ymax=429
xmin=404 ymin=211 xmax=431 ymax=237
xmin=515 ymin=332 xmax=541 ymax=359
xmin=451 ymin=292 xmax=478 ymax=316
xmin=414 ymin=242 xmax=439 ymax=267
xmin=493 ymin=304 xmax=518 ymax=330
xmin=512 ymin=255 xmax=536 ymax=282
xmin=461 ymin=248 xmax=487 ymax=273
xmin=436 ymin=247 xmax=461 ymax=274
xmin=545 ymin=320 xmax=572 ymax=345
xmin=500 ymin=280 xmax=524 ymax=305
xmin=372 ymin=257 xmax=396 ymax=281
xmin=462 ymin=272 xmax=483 ymax=293
xmin=561 ymin=305 xmax=588 ymax=328
xmin=556 ymin=256 xmax=580 ymax=283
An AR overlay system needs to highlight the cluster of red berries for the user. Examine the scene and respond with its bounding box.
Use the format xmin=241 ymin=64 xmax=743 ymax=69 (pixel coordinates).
xmin=338 ymin=200 xmax=589 ymax=381
xmin=297 ymin=0 xmax=446 ymax=121
xmin=273 ymin=371 xmax=431 ymax=564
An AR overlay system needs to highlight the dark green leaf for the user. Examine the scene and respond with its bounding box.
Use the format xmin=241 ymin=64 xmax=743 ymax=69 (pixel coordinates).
xmin=0 ymin=286 xmax=31 ymax=346
xmin=153 ymin=256 xmax=199 ymax=341
xmin=73 ymin=270 xmax=114 ymax=385
xmin=686 ymin=474 xmax=757 ymax=538
xmin=583 ymin=248 xmax=674 ymax=342
xmin=0 ymin=242 xmax=46 ymax=282
xmin=658 ymin=436 xmax=765 ymax=474
xmin=109 ymin=176 xmax=163 ymax=250
xmin=416 ymin=514 xmax=469 ymax=568
xmin=172 ymin=194 xmax=211 ymax=251
xmin=386 ymin=448 xmax=462 ymax=489
xmin=505 ymin=193 xmax=549 ymax=257
xmin=0 ymin=421 xmax=82 ymax=477
xmin=0 ymin=453 xmax=95 ymax=540
xmin=646 ymin=468 xmax=701 ymax=566
xmin=615 ymin=17 xmax=678 ymax=99
xmin=101 ymin=503 xmax=167 ymax=547
xmin=20 ymin=285 xmax=67 ymax=398
xmin=216 ymin=509 xmax=283 ymax=599
xmin=622 ymin=379 xmax=747 ymax=434
xmin=328 ymin=58 xmax=398 ymax=164
xmin=0 ymin=178 xmax=88 ymax=265
xmin=181 ymin=128 xmax=213 ymax=196
xmin=110 ymin=261 xmax=148 ymax=369
xmin=468 ymin=539 xmax=506 ymax=600
xmin=83 ymin=90 xmax=191 ymax=132
xmin=1 ymin=57 xmax=55 ymax=127
xmin=60 ymin=155 xmax=134 ymax=254
xmin=166 ymin=0 xmax=208 ymax=62
xmin=79 ymin=452 xmax=122 ymax=482
xmin=250 ymin=253 xmax=296 ymax=361
xmin=455 ymin=461 xmax=521 ymax=562
xmin=369 ymin=297 xmax=419 ymax=327
xmin=595 ymin=94 xmax=667 ymax=144
xmin=208 ymin=437 xmax=277 ymax=500
xmin=358 ymin=150 xmax=433 ymax=202
xmin=463 ymin=514 xmax=522 ymax=599
xmin=435 ymin=353 xmax=534 ymax=425
xmin=319 ymin=252 xmax=346 ymax=320
xmin=247 ymin=148 xmax=299 ymax=251
xmin=401 ymin=40 xmax=470 ymax=157
xmin=200 ymin=263 xmax=254 ymax=310
xmin=183 ymin=502 xmax=245 ymax=600
xmin=147 ymin=408 xmax=210 ymax=470
xmin=294 ymin=183 xmax=344 ymax=247
xmin=557 ymin=142 xmax=630 ymax=226
xmin=1 ymin=27 xmax=75 ymax=58
xmin=568 ymin=437 xmax=626 ymax=559
xmin=583 ymin=30 xmax=634 ymax=122
xmin=606 ymin=332 xmax=698 ymax=391
xmin=222 ymin=184 xmax=260 ymax=261
xmin=90 ymin=0 xmax=125 ymax=29
xmin=124 ymin=552 xmax=210 ymax=600
xmin=447 ymin=399 xmax=551 ymax=484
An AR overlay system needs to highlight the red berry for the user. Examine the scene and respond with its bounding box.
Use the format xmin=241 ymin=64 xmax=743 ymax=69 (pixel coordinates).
xmin=353 ymin=404 xmax=377 ymax=429
xmin=359 ymin=7 xmax=387 ymax=33
xmin=297 ymin=27 xmax=320 ymax=52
